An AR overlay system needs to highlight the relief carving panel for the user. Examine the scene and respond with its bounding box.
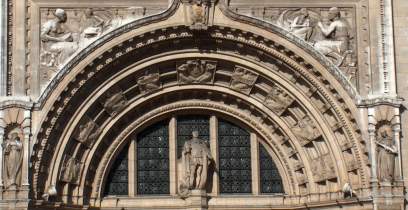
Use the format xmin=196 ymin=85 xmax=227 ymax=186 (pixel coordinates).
xmin=177 ymin=60 xmax=216 ymax=84
xmin=39 ymin=6 xmax=166 ymax=85
xmin=232 ymin=6 xmax=357 ymax=85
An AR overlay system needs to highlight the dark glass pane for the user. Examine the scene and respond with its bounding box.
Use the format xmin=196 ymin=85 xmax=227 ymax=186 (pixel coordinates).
xmin=137 ymin=120 xmax=170 ymax=195
xmin=259 ymin=144 xmax=284 ymax=193
xmin=104 ymin=144 xmax=129 ymax=196
xmin=218 ymin=119 xmax=252 ymax=194
xmin=177 ymin=115 xmax=210 ymax=158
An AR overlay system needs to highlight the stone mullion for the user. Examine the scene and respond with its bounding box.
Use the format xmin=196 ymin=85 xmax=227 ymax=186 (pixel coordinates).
xmin=169 ymin=116 xmax=177 ymax=195
xmin=210 ymin=115 xmax=219 ymax=196
xmin=128 ymin=137 xmax=137 ymax=196
xmin=250 ymin=133 xmax=260 ymax=195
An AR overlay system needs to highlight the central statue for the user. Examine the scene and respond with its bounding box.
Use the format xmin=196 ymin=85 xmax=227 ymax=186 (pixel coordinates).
xmin=179 ymin=131 xmax=213 ymax=197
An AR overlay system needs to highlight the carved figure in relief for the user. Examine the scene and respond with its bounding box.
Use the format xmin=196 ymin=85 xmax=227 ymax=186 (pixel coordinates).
xmin=76 ymin=119 xmax=101 ymax=148
xmin=60 ymin=155 xmax=81 ymax=184
xmin=291 ymin=117 xmax=319 ymax=145
xmin=177 ymin=60 xmax=216 ymax=84
xmin=103 ymin=91 xmax=127 ymax=116
xmin=277 ymin=8 xmax=313 ymax=41
xmin=314 ymin=7 xmax=352 ymax=66
xmin=179 ymin=131 xmax=213 ymax=197
xmin=80 ymin=8 xmax=108 ymax=39
xmin=376 ymin=125 xmax=397 ymax=182
xmin=41 ymin=9 xmax=78 ymax=67
xmin=137 ymin=72 xmax=160 ymax=94
xmin=264 ymin=86 xmax=293 ymax=114
xmin=230 ymin=67 xmax=258 ymax=94
xmin=3 ymin=130 xmax=23 ymax=189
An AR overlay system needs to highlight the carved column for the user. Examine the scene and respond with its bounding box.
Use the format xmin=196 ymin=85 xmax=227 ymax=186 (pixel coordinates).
xmin=21 ymin=110 xmax=30 ymax=189
xmin=0 ymin=111 xmax=5 ymax=192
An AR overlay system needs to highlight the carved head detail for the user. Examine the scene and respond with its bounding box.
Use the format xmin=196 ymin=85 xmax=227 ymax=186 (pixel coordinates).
xmin=54 ymin=9 xmax=67 ymax=23
xmin=328 ymin=7 xmax=340 ymax=20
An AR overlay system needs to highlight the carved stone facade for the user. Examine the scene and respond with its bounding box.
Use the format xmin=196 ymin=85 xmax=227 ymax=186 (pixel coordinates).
xmin=0 ymin=0 xmax=407 ymax=210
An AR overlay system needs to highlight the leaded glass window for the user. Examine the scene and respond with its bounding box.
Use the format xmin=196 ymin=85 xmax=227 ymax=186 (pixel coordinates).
xmin=177 ymin=115 xmax=209 ymax=158
xmin=137 ymin=121 xmax=170 ymax=195
xmin=104 ymin=144 xmax=129 ymax=196
xmin=259 ymin=144 xmax=284 ymax=193
xmin=218 ymin=119 xmax=252 ymax=194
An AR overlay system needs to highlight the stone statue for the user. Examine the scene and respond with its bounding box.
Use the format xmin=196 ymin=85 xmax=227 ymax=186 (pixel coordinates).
xmin=3 ymin=131 xmax=23 ymax=189
xmin=137 ymin=72 xmax=160 ymax=94
xmin=264 ymin=86 xmax=293 ymax=114
xmin=188 ymin=0 xmax=211 ymax=30
xmin=230 ymin=67 xmax=258 ymax=94
xmin=376 ymin=125 xmax=397 ymax=182
xmin=292 ymin=117 xmax=319 ymax=145
xmin=41 ymin=8 xmax=78 ymax=67
xmin=314 ymin=7 xmax=352 ymax=66
xmin=179 ymin=131 xmax=213 ymax=197
xmin=60 ymin=155 xmax=81 ymax=184
xmin=103 ymin=91 xmax=127 ymax=116
xmin=177 ymin=60 xmax=216 ymax=84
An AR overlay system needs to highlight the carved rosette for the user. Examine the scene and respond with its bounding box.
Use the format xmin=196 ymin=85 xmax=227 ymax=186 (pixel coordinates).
xmin=177 ymin=60 xmax=216 ymax=84
xmin=230 ymin=66 xmax=258 ymax=94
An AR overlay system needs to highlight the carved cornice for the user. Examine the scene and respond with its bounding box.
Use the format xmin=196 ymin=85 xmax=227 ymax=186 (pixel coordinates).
xmin=357 ymin=96 xmax=404 ymax=108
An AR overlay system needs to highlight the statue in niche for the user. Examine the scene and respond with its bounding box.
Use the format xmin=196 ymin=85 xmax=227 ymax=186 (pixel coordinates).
xmin=314 ymin=7 xmax=352 ymax=66
xmin=177 ymin=60 xmax=216 ymax=84
xmin=291 ymin=117 xmax=319 ymax=145
xmin=264 ymin=86 xmax=293 ymax=114
xmin=179 ymin=131 xmax=213 ymax=197
xmin=60 ymin=155 xmax=81 ymax=184
xmin=103 ymin=91 xmax=127 ymax=116
xmin=76 ymin=119 xmax=101 ymax=148
xmin=3 ymin=129 xmax=23 ymax=189
xmin=137 ymin=72 xmax=160 ymax=94
xmin=41 ymin=8 xmax=78 ymax=67
xmin=230 ymin=67 xmax=258 ymax=94
xmin=277 ymin=8 xmax=314 ymax=41
xmin=376 ymin=124 xmax=397 ymax=182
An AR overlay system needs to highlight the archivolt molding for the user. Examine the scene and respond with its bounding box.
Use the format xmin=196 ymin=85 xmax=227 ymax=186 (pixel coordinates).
xmin=31 ymin=0 xmax=370 ymax=205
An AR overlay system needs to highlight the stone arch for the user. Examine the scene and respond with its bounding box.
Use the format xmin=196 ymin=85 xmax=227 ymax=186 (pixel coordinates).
xmin=30 ymin=0 xmax=369 ymax=208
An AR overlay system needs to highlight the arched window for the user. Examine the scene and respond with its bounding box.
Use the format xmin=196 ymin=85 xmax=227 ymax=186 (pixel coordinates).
xmin=104 ymin=115 xmax=283 ymax=196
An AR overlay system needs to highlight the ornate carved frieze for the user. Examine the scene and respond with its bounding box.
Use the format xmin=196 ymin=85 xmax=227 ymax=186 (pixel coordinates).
xmin=75 ymin=118 xmax=102 ymax=148
xmin=177 ymin=60 xmax=216 ymax=84
xmin=264 ymin=85 xmax=294 ymax=114
xmin=102 ymin=91 xmax=127 ymax=116
xmin=60 ymin=155 xmax=81 ymax=185
xmin=230 ymin=66 xmax=258 ymax=94
xmin=291 ymin=117 xmax=319 ymax=146
xmin=137 ymin=72 xmax=160 ymax=94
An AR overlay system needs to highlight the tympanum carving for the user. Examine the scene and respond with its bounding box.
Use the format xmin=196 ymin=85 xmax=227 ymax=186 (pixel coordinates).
xmin=230 ymin=66 xmax=258 ymax=94
xmin=3 ymin=128 xmax=23 ymax=189
xmin=179 ymin=131 xmax=213 ymax=197
xmin=60 ymin=155 xmax=81 ymax=184
xmin=376 ymin=124 xmax=397 ymax=182
xmin=137 ymin=72 xmax=160 ymax=94
xmin=177 ymin=60 xmax=216 ymax=84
